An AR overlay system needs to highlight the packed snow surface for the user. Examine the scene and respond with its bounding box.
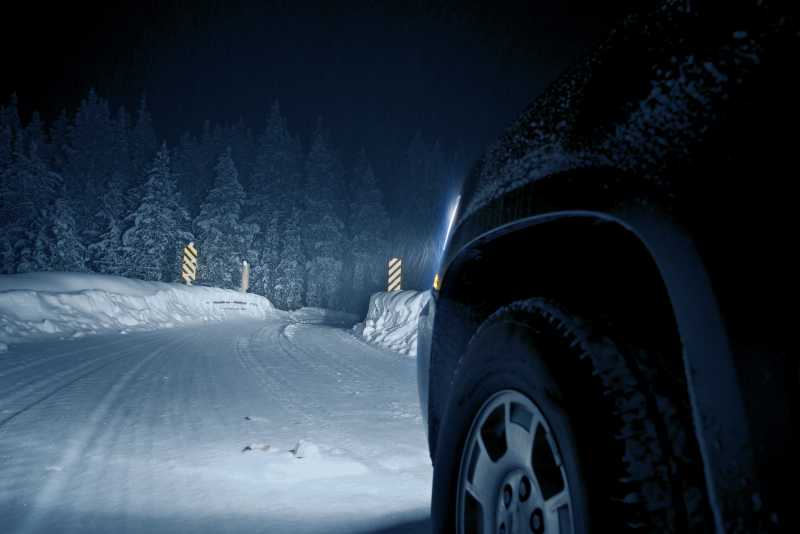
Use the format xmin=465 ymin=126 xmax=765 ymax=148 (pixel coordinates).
xmin=288 ymin=307 xmax=360 ymax=327
xmin=0 ymin=272 xmax=276 ymax=346
xmin=354 ymin=290 xmax=431 ymax=357
xmin=0 ymin=274 xmax=432 ymax=534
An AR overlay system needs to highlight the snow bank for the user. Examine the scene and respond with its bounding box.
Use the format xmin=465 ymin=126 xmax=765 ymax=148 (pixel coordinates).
xmin=354 ymin=290 xmax=431 ymax=356
xmin=0 ymin=272 xmax=276 ymax=345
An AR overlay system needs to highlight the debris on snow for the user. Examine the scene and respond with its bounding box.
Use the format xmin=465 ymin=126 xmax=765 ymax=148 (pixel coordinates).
xmin=243 ymin=415 xmax=271 ymax=424
xmin=242 ymin=443 xmax=271 ymax=453
xmin=289 ymin=439 xmax=320 ymax=459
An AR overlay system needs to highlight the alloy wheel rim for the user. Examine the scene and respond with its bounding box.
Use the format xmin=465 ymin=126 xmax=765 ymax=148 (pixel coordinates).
xmin=456 ymin=390 xmax=574 ymax=534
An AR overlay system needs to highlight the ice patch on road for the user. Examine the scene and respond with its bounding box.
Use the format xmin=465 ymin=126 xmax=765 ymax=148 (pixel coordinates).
xmin=354 ymin=290 xmax=431 ymax=356
xmin=0 ymin=272 xmax=276 ymax=345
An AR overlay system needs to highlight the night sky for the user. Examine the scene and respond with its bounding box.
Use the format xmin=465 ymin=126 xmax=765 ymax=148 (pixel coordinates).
xmin=3 ymin=1 xmax=636 ymax=166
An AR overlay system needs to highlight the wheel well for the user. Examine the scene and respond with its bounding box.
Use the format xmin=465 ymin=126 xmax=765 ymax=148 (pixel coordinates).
xmin=429 ymin=215 xmax=687 ymax=452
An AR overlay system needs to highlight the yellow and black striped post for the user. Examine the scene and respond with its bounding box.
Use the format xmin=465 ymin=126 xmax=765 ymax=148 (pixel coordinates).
xmin=182 ymin=242 xmax=198 ymax=285
xmin=388 ymin=257 xmax=402 ymax=292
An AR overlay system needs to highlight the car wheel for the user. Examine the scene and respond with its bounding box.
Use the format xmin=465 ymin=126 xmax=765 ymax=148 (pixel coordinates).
xmin=431 ymin=298 xmax=707 ymax=533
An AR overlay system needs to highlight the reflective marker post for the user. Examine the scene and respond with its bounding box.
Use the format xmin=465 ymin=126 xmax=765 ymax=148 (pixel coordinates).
xmin=388 ymin=257 xmax=402 ymax=292
xmin=182 ymin=242 xmax=198 ymax=285
xmin=241 ymin=260 xmax=250 ymax=293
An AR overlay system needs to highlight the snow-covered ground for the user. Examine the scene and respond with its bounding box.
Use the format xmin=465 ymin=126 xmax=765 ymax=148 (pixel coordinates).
xmin=289 ymin=307 xmax=360 ymax=328
xmin=0 ymin=274 xmax=432 ymax=533
xmin=0 ymin=272 xmax=276 ymax=347
xmin=353 ymin=291 xmax=431 ymax=357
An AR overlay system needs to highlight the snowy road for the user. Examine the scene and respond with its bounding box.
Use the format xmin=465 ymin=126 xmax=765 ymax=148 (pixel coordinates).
xmin=0 ymin=318 xmax=432 ymax=534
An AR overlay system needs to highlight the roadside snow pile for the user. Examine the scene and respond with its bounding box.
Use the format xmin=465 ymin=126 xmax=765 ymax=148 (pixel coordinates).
xmin=354 ymin=290 xmax=431 ymax=356
xmin=0 ymin=272 xmax=276 ymax=345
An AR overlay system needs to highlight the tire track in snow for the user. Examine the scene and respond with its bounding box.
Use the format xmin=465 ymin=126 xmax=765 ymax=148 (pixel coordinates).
xmin=15 ymin=329 xmax=192 ymax=534
xmin=0 ymin=333 xmax=138 ymax=380
xmin=277 ymin=324 xmax=372 ymax=394
xmin=283 ymin=324 xmax=420 ymax=416
xmin=239 ymin=319 xmax=425 ymax=474
xmin=65 ymin=334 xmax=184 ymax=533
xmin=237 ymin=321 xmax=384 ymax=460
xmin=64 ymin=326 xmax=219 ymax=533
xmin=235 ymin=323 xmax=318 ymax=426
xmin=0 ymin=333 xmax=167 ymax=429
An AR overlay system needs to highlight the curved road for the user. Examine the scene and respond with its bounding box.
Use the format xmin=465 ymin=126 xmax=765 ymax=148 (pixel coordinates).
xmin=0 ymin=318 xmax=432 ymax=534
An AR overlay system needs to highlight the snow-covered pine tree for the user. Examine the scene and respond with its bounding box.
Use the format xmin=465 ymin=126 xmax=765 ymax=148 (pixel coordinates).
xmin=0 ymin=100 xmax=20 ymax=272
xmin=274 ymin=207 xmax=306 ymax=310
xmin=0 ymin=94 xmax=22 ymax=163
xmin=33 ymin=198 xmax=87 ymax=272
xmin=111 ymin=106 xmax=133 ymax=182
xmin=245 ymin=101 xmax=302 ymax=299
xmin=49 ymin=109 xmax=71 ymax=174
xmin=303 ymin=121 xmax=346 ymax=309
xmin=129 ymin=95 xmax=158 ymax=180
xmin=225 ymin=119 xmax=255 ymax=190
xmin=248 ymin=101 xmax=299 ymax=218
xmin=122 ymin=143 xmax=190 ymax=281
xmin=0 ymin=109 xmax=13 ymax=173
xmin=0 ymin=141 xmax=63 ymax=273
xmin=173 ymin=132 xmax=204 ymax=216
xmin=66 ymin=89 xmax=115 ymax=225
xmin=21 ymin=111 xmax=49 ymax=162
xmin=249 ymin=214 xmax=280 ymax=298
xmin=194 ymin=147 xmax=258 ymax=289
xmin=88 ymin=171 xmax=129 ymax=275
xmin=349 ymin=149 xmax=390 ymax=311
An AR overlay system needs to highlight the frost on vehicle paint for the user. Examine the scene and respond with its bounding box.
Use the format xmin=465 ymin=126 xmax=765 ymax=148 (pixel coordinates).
xmin=354 ymin=290 xmax=431 ymax=356
xmin=461 ymin=1 xmax=768 ymax=220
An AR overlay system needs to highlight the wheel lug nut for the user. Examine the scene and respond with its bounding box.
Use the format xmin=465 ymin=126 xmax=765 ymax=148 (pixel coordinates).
xmin=503 ymin=484 xmax=513 ymax=507
xmin=530 ymin=508 xmax=544 ymax=534
xmin=520 ymin=476 xmax=531 ymax=501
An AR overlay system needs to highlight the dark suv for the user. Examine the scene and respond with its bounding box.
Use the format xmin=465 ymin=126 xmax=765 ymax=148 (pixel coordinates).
xmin=416 ymin=1 xmax=796 ymax=532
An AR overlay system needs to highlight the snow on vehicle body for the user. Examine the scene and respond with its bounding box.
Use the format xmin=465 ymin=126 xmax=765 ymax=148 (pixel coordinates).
xmin=418 ymin=1 xmax=795 ymax=532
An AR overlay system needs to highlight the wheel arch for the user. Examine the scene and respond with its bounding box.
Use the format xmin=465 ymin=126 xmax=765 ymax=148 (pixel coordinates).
xmin=429 ymin=208 xmax=753 ymax=531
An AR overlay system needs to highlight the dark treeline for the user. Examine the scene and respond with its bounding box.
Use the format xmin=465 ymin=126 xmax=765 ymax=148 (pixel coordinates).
xmin=0 ymin=92 xmax=466 ymax=313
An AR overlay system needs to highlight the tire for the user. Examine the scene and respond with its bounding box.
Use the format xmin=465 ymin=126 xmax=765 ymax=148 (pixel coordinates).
xmin=430 ymin=299 xmax=709 ymax=533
